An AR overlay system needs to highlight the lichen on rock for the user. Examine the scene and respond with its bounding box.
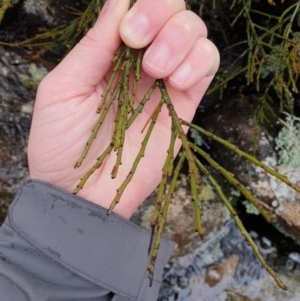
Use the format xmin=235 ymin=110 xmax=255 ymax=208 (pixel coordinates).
xmin=250 ymin=157 xmax=300 ymax=241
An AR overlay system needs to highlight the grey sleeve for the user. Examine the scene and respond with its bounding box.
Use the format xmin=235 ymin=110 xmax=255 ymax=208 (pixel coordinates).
xmin=0 ymin=180 xmax=174 ymax=301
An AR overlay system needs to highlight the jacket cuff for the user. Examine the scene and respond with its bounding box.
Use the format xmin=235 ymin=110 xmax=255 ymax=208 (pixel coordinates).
xmin=8 ymin=179 xmax=174 ymax=300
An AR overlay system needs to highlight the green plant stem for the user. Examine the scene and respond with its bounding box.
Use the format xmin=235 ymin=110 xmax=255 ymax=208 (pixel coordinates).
xmin=112 ymin=50 xmax=130 ymax=150
xmin=126 ymin=82 xmax=157 ymax=128
xmin=250 ymin=9 xmax=280 ymax=20
xmin=74 ymin=83 xmax=121 ymax=168
xmin=194 ymin=157 xmax=287 ymax=291
xmin=253 ymin=23 xmax=295 ymax=45
xmin=242 ymin=0 xmax=267 ymax=59
xmin=182 ymin=121 xmax=300 ymax=195
xmin=73 ymin=144 xmax=113 ymax=194
xmin=159 ymin=80 xmax=204 ymax=237
xmin=148 ymin=152 xmax=185 ymax=286
xmin=284 ymin=1 xmax=300 ymax=38
xmin=78 ymin=0 xmax=99 ymax=32
xmin=107 ymin=101 xmax=164 ymax=214
xmin=150 ymin=127 xmax=176 ymax=245
xmin=279 ymin=1 xmax=300 ymax=23
xmin=98 ymin=45 xmax=125 ymax=113
xmin=190 ymin=142 xmax=274 ymax=223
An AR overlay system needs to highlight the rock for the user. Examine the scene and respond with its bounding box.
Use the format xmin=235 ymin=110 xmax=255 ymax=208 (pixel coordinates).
xmin=195 ymin=101 xmax=300 ymax=243
xmin=131 ymin=174 xmax=230 ymax=258
xmin=159 ymin=220 xmax=300 ymax=301
xmin=189 ymin=255 xmax=239 ymax=301
xmin=18 ymin=63 xmax=47 ymax=90
xmin=250 ymin=157 xmax=300 ymax=241
xmin=0 ymin=47 xmax=37 ymax=224
xmin=23 ymin=0 xmax=55 ymax=25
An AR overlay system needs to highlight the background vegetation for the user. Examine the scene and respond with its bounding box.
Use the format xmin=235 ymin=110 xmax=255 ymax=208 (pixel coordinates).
xmin=1 ymin=0 xmax=299 ymax=126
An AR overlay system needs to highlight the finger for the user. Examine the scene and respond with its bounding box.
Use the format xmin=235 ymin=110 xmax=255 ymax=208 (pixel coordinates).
xmin=142 ymin=11 xmax=207 ymax=79
xmin=168 ymin=37 xmax=220 ymax=90
xmin=41 ymin=0 xmax=130 ymax=98
xmin=120 ymin=0 xmax=185 ymax=48
xmin=166 ymin=75 xmax=216 ymax=123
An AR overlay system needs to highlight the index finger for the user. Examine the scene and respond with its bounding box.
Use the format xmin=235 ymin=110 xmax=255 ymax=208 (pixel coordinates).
xmin=120 ymin=0 xmax=186 ymax=48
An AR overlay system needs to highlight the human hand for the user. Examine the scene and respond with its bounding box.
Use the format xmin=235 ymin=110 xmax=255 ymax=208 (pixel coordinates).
xmin=28 ymin=0 xmax=219 ymax=219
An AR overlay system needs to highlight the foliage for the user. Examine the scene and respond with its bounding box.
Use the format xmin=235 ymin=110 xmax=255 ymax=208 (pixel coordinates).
xmin=70 ymin=38 xmax=300 ymax=290
xmin=0 ymin=0 xmax=102 ymax=60
xmin=197 ymin=0 xmax=300 ymax=124
xmin=276 ymin=112 xmax=300 ymax=167
xmin=1 ymin=1 xmax=299 ymax=124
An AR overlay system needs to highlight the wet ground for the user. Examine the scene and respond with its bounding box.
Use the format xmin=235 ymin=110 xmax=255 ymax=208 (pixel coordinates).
xmin=159 ymin=220 xmax=300 ymax=301
xmin=0 ymin=0 xmax=76 ymax=222
xmin=0 ymin=46 xmax=38 ymax=222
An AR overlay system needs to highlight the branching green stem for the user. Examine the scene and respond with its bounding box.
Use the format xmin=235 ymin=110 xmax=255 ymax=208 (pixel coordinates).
xmin=182 ymin=121 xmax=300 ymax=195
xmin=194 ymin=157 xmax=287 ymax=291
xmin=148 ymin=152 xmax=185 ymax=286
xmin=150 ymin=127 xmax=177 ymax=247
xmin=74 ymin=83 xmax=121 ymax=168
xmin=107 ymin=101 xmax=164 ymax=214
xmin=159 ymin=80 xmax=204 ymax=237
xmin=73 ymin=144 xmax=113 ymax=194
xmin=190 ymin=142 xmax=274 ymax=223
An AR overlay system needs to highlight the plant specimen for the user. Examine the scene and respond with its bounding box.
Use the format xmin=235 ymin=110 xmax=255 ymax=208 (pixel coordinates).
xmin=70 ymin=1 xmax=300 ymax=289
xmin=0 ymin=0 xmax=103 ymax=60
xmin=204 ymin=0 xmax=300 ymax=124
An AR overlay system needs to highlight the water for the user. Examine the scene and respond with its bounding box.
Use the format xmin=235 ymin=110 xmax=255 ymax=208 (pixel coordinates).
xmin=159 ymin=220 xmax=300 ymax=301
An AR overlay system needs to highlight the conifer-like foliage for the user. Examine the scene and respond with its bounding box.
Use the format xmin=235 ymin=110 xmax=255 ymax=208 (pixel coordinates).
xmin=199 ymin=0 xmax=300 ymax=123
xmin=1 ymin=0 xmax=300 ymax=291
xmin=0 ymin=0 xmax=103 ymax=60
xmin=70 ymin=0 xmax=298 ymax=289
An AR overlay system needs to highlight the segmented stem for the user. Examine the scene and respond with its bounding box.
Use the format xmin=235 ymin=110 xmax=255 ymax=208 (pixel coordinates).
xmin=73 ymin=144 xmax=113 ymax=194
xmin=98 ymin=45 xmax=125 ymax=113
xmin=74 ymin=83 xmax=121 ymax=168
xmin=126 ymin=82 xmax=157 ymax=129
xmin=149 ymin=127 xmax=177 ymax=252
xmin=190 ymin=142 xmax=274 ymax=223
xmin=107 ymin=101 xmax=164 ymax=214
xmin=148 ymin=152 xmax=185 ymax=286
xmin=194 ymin=157 xmax=287 ymax=291
xmin=159 ymin=80 xmax=204 ymax=237
xmin=72 ymin=40 xmax=293 ymax=291
xmin=182 ymin=121 xmax=300 ymax=195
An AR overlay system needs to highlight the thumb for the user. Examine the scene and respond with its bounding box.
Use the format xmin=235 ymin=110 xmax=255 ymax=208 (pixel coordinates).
xmin=44 ymin=0 xmax=130 ymax=94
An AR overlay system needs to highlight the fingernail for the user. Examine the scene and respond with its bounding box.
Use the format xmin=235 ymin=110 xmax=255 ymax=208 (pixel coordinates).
xmin=144 ymin=44 xmax=170 ymax=74
xmin=169 ymin=63 xmax=191 ymax=86
xmin=122 ymin=13 xmax=149 ymax=44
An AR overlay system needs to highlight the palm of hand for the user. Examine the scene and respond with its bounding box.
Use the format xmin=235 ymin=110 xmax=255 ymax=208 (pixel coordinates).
xmin=28 ymin=62 xmax=203 ymax=218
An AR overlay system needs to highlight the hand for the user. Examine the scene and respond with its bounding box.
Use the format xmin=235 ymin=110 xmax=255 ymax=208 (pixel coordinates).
xmin=28 ymin=0 xmax=219 ymax=219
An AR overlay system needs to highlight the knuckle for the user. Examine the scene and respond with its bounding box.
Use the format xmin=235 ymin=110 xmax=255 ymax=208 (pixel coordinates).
xmin=174 ymin=11 xmax=207 ymax=37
